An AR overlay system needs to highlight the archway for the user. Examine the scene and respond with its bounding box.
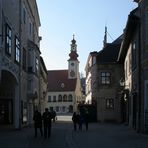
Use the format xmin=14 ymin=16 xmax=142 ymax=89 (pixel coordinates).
xmin=0 ymin=70 xmax=18 ymax=127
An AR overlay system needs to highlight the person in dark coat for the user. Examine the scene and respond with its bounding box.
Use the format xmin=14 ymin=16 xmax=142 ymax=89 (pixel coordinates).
xmin=78 ymin=113 xmax=84 ymax=131
xmin=72 ymin=112 xmax=78 ymax=131
xmin=33 ymin=110 xmax=43 ymax=137
xmin=42 ymin=108 xmax=53 ymax=138
xmin=52 ymin=110 xmax=57 ymax=122
xmin=84 ymin=111 xmax=89 ymax=131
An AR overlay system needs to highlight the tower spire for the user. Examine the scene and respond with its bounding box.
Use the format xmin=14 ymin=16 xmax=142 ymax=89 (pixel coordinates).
xmin=69 ymin=35 xmax=78 ymax=60
xmin=73 ymin=34 xmax=75 ymax=40
xmin=103 ymin=26 xmax=107 ymax=47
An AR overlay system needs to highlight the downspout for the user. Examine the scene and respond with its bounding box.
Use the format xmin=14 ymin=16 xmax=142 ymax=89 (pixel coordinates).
xmin=137 ymin=4 xmax=141 ymax=133
xmin=0 ymin=0 xmax=2 ymax=83
xmin=19 ymin=0 xmax=22 ymax=129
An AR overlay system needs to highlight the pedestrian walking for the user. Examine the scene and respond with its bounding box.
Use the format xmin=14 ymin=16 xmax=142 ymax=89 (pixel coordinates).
xmin=84 ymin=111 xmax=89 ymax=131
xmin=78 ymin=113 xmax=84 ymax=131
xmin=72 ymin=112 xmax=79 ymax=131
xmin=42 ymin=108 xmax=53 ymax=138
xmin=33 ymin=110 xmax=43 ymax=138
xmin=52 ymin=110 xmax=57 ymax=122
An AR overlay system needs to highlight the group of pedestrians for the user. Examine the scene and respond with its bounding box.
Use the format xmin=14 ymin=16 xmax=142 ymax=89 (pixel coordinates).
xmin=33 ymin=108 xmax=56 ymax=139
xmin=72 ymin=111 xmax=89 ymax=131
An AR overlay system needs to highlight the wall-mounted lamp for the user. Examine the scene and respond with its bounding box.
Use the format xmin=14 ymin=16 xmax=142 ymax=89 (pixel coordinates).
xmin=119 ymin=78 xmax=125 ymax=87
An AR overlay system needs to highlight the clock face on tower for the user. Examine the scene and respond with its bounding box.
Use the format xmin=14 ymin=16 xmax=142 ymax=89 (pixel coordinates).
xmin=70 ymin=70 xmax=75 ymax=77
xmin=72 ymin=45 xmax=75 ymax=51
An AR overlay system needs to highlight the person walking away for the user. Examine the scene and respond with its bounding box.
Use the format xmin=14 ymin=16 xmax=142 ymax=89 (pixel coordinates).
xmin=52 ymin=110 xmax=57 ymax=122
xmin=72 ymin=112 xmax=78 ymax=131
xmin=78 ymin=113 xmax=83 ymax=131
xmin=33 ymin=110 xmax=43 ymax=138
xmin=42 ymin=108 xmax=53 ymax=138
xmin=84 ymin=111 xmax=89 ymax=131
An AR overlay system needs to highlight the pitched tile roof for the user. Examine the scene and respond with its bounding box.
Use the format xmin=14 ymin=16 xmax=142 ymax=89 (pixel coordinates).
xmin=97 ymin=36 xmax=122 ymax=64
xmin=47 ymin=70 xmax=77 ymax=92
xmin=97 ymin=43 xmax=121 ymax=64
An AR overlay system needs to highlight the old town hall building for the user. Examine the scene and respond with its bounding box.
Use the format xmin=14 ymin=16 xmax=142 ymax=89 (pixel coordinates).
xmin=46 ymin=36 xmax=82 ymax=114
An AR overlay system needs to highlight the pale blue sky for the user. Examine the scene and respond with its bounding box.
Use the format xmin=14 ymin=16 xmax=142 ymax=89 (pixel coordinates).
xmin=36 ymin=0 xmax=137 ymax=75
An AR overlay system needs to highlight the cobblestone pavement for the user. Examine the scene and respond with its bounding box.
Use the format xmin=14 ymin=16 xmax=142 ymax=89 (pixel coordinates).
xmin=0 ymin=121 xmax=148 ymax=148
xmin=71 ymin=123 xmax=148 ymax=148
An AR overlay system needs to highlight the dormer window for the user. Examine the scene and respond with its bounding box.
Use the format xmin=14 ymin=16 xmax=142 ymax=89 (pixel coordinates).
xmin=61 ymin=83 xmax=65 ymax=88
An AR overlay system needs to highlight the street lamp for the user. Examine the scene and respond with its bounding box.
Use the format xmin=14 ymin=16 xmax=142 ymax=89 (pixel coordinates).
xmin=119 ymin=77 xmax=125 ymax=87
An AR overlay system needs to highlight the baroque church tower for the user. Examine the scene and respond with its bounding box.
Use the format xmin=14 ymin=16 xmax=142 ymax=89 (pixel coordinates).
xmin=68 ymin=35 xmax=79 ymax=79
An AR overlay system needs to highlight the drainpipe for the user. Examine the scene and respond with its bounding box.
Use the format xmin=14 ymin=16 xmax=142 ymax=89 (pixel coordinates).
xmin=137 ymin=4 xmax=141 ymax=133
xmin=0 ymin=0 xmax=2 ymax=83
xmin=18 ymin=0 xmax=22 ymax=129
xmin=0 ymin=0 xmax=2 ymax=49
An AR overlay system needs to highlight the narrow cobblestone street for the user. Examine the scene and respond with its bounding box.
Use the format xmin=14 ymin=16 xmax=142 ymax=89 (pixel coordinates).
xmin=0 ymin=119 xmax=148 ymax=148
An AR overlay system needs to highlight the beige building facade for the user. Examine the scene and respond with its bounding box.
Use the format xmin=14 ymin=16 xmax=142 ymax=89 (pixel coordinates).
xmin=0 ymin=0 xmax=47 ymax=129
xmin=85 ymin=34 xmax=123 ymax=123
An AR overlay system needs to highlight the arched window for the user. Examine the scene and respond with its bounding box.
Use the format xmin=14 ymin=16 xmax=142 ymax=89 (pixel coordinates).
xmin=58 ymin=95 xmax=62 ymax=102
xmin=63 ymin=95 xmax=67 ymax=102
xmin=68 ymin=94 xmax=73 ymax=102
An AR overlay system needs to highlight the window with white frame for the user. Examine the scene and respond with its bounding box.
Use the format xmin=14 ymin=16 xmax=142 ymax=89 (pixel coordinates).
xmin=15 ymin=37 xmax=20 ymax=63
xmin=101 ymin=72 xmax=111 ymax=85
xmin=53 ymin=96 xmax=56 ymax=102
xmin=5 ymin=24 xmax=12 ymax=55
xmin=106 ymin=98 xmax=114 ymax=109
xmin=48 ymin=96 xmax=51 ymax=102
xmin=68 ymin=94 xmax=73 ymax=102
xmin=35 ymin=57 xmax=39 ymax=72
xmin=58 ymin=95 xmax=62 ymax=102
xmin=63 ymin=95 xmax=67 ymax=102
